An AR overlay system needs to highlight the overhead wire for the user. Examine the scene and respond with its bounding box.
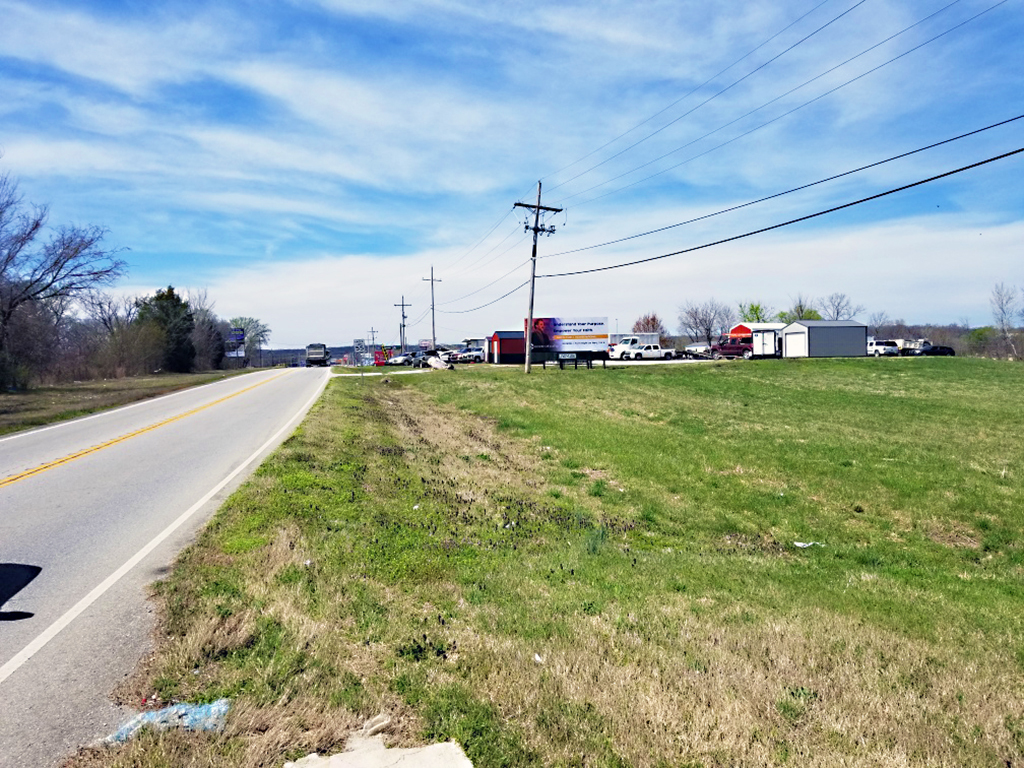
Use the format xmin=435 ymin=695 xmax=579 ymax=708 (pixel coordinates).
xmin=545 ymin=0 xmax=870 ymax=194
xmin=556 ymin=0 xmax=994 ymax=209
xmin=540 ymin=0 xmax=837 ymax=184
xmin=386 ymin=0 xmax=1010 ymax=328
xmin=537 ymin=146 xmax=1024 ymax=278
xmin=437 ymin=280 xmax=532 ymax=314
xmin=439 ymin=258 xmax=532 ymax=306
xmin=457 ymin=223 xmax=529 ymax=274
xmin=444 ymin=208 xmax=517 ymax=270
xmin=541 ymin=113 xmax=1023 ymax=259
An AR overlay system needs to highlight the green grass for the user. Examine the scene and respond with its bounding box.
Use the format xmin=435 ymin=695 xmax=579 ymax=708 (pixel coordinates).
xmin=73 ymin=358 xmax=1024 ymax=767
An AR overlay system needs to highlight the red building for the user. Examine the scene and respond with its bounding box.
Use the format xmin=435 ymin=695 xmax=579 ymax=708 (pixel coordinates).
xmin=488 ymin=331 xmax=525 ymax=364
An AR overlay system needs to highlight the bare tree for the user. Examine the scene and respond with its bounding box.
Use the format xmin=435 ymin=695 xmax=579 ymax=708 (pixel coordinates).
xmin=1 ymin=172 xmax=126 ymax=385
xmin=776 ymin=294 xmax=821 ymax=323
xmin=990 ymin=282 xmax=1019 ymax=359
xmin=820 ymin=292 xmax=866 ymax=321
xmin=189 ymin=289 xmax=228 ymax=371
xmin=867 ymin=310 xmax=890 ymax=337
xmin=678 ymin=299 xmax=734 ymax=345
xmin=632 ymin=312 xmax=671 ymax=346
xmin=84 ymin=291 xmax=163 ymax=377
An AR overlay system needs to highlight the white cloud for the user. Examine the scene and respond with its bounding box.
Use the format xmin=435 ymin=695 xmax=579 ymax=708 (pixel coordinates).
xmin=0 ymin=1 xmax=241 ymax=95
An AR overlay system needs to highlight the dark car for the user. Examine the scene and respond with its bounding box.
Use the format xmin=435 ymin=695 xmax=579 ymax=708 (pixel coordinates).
xmin=711 ymin=335 xmax=753 ymax=360
xmin=915 ymin=345 xmax=956 ymax=356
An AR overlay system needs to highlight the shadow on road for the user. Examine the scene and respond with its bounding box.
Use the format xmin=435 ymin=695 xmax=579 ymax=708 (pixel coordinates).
xmin=0 ymin=563 xmax=42 ymax=621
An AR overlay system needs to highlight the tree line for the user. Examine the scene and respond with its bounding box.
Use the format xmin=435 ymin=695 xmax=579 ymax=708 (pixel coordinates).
xmin=1 ymin=170 xmax=271 ymax=389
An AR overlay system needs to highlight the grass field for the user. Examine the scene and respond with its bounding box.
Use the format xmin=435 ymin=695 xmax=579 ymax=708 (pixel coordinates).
xmin=0 ymin=371 xmax=254 ymax=437
xmin=69 ymin=358 xmax=1024 ymax=767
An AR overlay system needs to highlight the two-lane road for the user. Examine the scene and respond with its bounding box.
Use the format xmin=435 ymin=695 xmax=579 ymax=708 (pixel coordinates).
xmin=0 ymin=367 xmax=331 ymax=767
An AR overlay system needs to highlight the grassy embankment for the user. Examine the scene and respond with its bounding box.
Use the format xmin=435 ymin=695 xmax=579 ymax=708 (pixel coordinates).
xmin=0 ymin=371 xmax=255 ymax=437
xmin=71 ymin=358 xmax=1024 ymax=767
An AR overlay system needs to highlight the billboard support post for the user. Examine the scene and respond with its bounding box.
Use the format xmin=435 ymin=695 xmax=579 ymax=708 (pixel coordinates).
xmin=514 ymin=181 xmax=561 ymax=374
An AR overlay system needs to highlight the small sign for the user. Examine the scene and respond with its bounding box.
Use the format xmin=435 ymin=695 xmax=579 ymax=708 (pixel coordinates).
xmin=558 ymin=353 xmax=577 ymax=360
xmin=229 ymin=328 xmax=245 ymax=343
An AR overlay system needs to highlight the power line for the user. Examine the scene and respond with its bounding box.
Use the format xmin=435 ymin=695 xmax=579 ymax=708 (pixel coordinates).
xmin=444 ymin=208 xmax=516 ymax=271
xmin=538 ymin=146 xmax=1023 ymax=279
xmin=542 ymin=113 xmax=1024 ymax=259
xmin=457 ymin=223 xmax=529 ymax=274
xmin=436 ymin=280 xmax=532 ymax=314
xmin=438 ymin=258 xmax=532 ymax=306
xmin=556 ymin=0 xmax=996 ymax=209
xmin=546 ymin=0 xmax=870 ymax=194
xmin=540 ymin=0 xmax=835 ymax=185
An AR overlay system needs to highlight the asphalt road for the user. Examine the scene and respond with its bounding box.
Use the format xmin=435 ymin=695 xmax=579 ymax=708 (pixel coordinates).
xmin=0 ymin=367 xmax=331 ymax=767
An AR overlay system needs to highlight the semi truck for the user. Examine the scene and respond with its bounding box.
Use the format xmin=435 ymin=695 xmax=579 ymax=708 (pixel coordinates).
xmin=305 ymin=343 xmax=331 ymax=366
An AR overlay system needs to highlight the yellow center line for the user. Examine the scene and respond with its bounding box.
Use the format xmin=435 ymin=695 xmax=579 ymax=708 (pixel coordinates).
xmin=0 ymin=371 xmax=292 ymax=489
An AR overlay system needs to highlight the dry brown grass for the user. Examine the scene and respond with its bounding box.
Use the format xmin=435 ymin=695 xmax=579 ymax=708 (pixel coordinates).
xmin=0 ymin=371 xmax=251 ymax=435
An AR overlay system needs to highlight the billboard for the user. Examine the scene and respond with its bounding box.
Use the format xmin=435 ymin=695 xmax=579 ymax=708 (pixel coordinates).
xmin=526 ymin=317 xmax=609 ymax=352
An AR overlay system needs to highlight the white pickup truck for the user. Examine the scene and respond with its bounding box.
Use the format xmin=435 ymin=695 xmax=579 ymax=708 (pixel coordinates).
xmin=620 ymin=343 xmax=675 ymax=360
xmin=608 ymin=336 xmax=643 ymax=359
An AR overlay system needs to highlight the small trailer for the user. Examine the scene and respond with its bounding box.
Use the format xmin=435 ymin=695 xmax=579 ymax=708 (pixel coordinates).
xmin=752 ymin=329 xmax=781 ymax=358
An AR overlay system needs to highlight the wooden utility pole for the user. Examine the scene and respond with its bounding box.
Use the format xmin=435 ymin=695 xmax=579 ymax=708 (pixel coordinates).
xmin=394 ymin=296 xmax=411 ymax=352
xmin=514 ymin=182 xmax=562 ymax=373
xmin=423 ymin=267 xmax=441 ymax=349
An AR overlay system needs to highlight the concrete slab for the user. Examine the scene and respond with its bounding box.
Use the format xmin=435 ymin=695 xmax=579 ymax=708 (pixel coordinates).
xmin=284 ymin=735 xmax=473 ymax=768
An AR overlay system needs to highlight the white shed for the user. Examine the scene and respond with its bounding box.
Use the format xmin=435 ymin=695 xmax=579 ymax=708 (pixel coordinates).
xmin=782 ymin=320 xmax=868 ymax=358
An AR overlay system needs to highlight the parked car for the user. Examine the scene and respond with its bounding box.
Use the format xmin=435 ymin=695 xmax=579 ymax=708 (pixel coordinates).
xmin=913 ymin=344 xmax=956 ymax=356
xmin=387 ymin=351 xmax=412 ymax=365
xmin=867 ymin=339 xmax=900 ymax=357
xmin=711 ymin=335 xmax=753 ymax=360
xmin=621 ymin=344 xmax=675 ymax=360
xmin=449 ymin=346 xmax=484 ymax=363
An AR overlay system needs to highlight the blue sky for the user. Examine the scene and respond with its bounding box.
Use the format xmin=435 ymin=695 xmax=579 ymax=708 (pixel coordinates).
xmin=1 ymin=0 xmax=1021 ymax=348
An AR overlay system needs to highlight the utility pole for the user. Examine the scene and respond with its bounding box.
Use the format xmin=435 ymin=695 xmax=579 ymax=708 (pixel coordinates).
xmin=514 ymin=181 xmax=562 ymax=373
xmin=367 ymin=327 xmax=378 ymax=362
xmin=423 ymin=267 xmax=441 ymax=350
xmin=394 ymin=296 xmax=411 ymax=352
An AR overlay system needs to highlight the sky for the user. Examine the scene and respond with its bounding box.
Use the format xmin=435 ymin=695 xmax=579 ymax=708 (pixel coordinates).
xmin=1 ymin=0 xmax=1021 ymax=348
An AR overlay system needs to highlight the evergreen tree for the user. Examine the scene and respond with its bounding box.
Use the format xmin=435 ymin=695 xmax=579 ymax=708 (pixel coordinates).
xmin=137 ymin=286 xmax=195 ymax=372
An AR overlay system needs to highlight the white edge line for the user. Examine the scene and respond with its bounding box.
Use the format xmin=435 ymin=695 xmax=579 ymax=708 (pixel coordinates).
xmin=0 ymin=371 xmax=331 ymax=686
xmin=0 ymin=370 xmax=275 ymax=445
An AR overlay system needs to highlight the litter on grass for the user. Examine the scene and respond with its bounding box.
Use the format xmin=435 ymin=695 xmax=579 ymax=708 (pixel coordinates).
xmin=104 ymin=699 xmax=230 ymax=744
xmin=794 ymin=541 xmax=824 ymax=548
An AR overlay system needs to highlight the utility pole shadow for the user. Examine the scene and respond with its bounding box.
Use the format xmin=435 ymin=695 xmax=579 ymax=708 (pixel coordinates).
xmin=0 ymin=563 xmax=42 ymax=621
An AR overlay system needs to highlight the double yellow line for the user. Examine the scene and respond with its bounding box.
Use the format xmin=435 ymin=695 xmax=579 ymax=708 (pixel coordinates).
xmin=0 ymin=371 xmax=290 ymax=490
